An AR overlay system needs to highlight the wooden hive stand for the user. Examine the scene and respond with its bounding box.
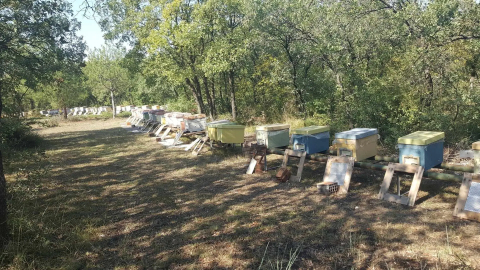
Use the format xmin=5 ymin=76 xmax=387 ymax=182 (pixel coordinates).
xmin=377 ymin=163 xmax=424 ymax=207
xmin=278 ymin=149 xmax=307 ymax=182
xmin=453 ymin=173 xmax=480 ymax=222
xmin=246 ymin=144 xmax=267 ymax=174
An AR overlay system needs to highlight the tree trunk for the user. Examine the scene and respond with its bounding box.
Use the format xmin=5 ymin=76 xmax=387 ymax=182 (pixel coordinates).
xmin=63 ymin=106 xmax=67 ymax=119
xmin=192 ymin=76 xmax=206 ymax=113
xmin=422 ymin=68 xmax=434 ymax=108
xmin=185 ymin=78 xmax=204 ymax=114
xmin=111 ymin=90 xmax=116 ymax=119
xmin=203 ymin=76 xmax=214 ymax=120
xmin=229 ymin=70 xmax=236 ymax=121
xmin=0 ymin=85 xmax=9 ymax=247
xmin=210 ymin=77 xmax=217 ymax=118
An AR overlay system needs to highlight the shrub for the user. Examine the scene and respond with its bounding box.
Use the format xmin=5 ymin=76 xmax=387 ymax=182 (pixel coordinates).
xmin=39 ymin=116 xmax=60 ymax=127
xmin=116 ymin=111 xmax=132 ymax=118
xmin=0 ymin=118 xmax=44 ymax=155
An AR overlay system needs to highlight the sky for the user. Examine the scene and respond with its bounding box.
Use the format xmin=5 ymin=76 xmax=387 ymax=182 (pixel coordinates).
xmin=69 ymin=0 xmax=105 ymax=51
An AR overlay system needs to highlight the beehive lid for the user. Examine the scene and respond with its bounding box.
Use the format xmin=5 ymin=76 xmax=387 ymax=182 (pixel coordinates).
xmin=256 ymin=124 xmax=290 ymax=131
xmin=174 ymin=113 xmax=191 ymax=118
xmin=472 ymin=141 xmax=480 ymax=150
xmin=335 ymin=128 xmax=378 ymax=140
xmin=207 ymin=120 xmax=231 ymax=126
xmin=398 ymin=131 xmax=445 ymax=145
xmin=294 ymin=125 xmax=329 ymax=135
xmin=217 ymin=124 xmax=245 ymax=129
xmin=208 ymin=122 xmax=236 ymax=128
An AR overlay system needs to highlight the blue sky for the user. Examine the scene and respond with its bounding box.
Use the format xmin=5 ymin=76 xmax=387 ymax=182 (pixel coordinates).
xmin=69 ymin=0 xmax=105 ymax=51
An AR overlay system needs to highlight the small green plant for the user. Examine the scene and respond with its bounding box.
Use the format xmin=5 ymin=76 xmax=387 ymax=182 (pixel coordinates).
xmin=40 ymin=116 xmax=60 ymax=128
xmin=258 ymin=242 xmax=302 ymax=270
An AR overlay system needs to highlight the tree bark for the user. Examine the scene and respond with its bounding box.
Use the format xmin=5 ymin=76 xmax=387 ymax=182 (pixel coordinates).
xmin=185 ymin=78 xmax=204 ymax=114
xmin=229 ymin=70 xmax=236 ymax=121
xmin=111 ymin=90 xmax=116 ymax=119
xmin=211 ymin=77 xmax=217 ymax=118
xmin=203 ymin=76 xmax=214 ymax=120
xmin=422 ymin=68 xmax=434 ymax=108
xmin=192 ymin=76 xmax=206 ymax=113
xmin=0 ymin=85 xmax=9 ymax=247
xmin=63 ymin=106 xmax=67 ymax=119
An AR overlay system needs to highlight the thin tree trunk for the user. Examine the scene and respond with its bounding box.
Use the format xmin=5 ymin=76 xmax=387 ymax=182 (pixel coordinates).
xmin=63 ymin=106 xmax=67 ymax=119
xmin=193 ymin=76 xmax=206 ymax=113
xmin=210 ymin=77 xmax=217 ymax=118
xmin=218 ymin=73 xmax=225 ymax=111
xmin=0 ymin=85 xmax=9 ymax=247
xmin=229 ymin=70 xmax=236 ymax=121
xmin=111 ymin=90 xmax=116 ymax=119
xmin=185 ymin=78 xmax=203 ymax=114
xmin=422 ymin=68 xmax=434 ymax=108
xmin=203 ymin=76 xmax=214 ymax=120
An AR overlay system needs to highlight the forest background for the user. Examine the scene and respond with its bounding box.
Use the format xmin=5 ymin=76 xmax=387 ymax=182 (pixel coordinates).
xmin=3 ymin=0 xmax=480 ymax=146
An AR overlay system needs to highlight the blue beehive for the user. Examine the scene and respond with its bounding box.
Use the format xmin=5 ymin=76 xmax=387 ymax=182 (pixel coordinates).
xmin=397 ymin=131 xmax=445 ymax=170
xmin=292 ymin=126 xmax=330 ymax=154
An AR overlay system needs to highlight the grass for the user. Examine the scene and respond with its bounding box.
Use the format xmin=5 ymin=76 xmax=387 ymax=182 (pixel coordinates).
xmin=1 ymin=118 xmax=479 ymax=269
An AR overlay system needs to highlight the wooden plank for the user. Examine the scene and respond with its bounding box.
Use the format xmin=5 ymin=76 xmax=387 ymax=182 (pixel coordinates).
xmin=185 ymin=138 xmax=201 ymax=151
xmin=246 ymin=159 xmax=257 ymax=174
xmin=321 ymin=156 xmax=354 ymax=194
xmin=154 ymin=124 xmax=166 ymax=136
xmin=160 ymin=127 xmax=171 ymax=141
xmin=391 ymin=163 xmax=419 ymax=174
xmin=407 ymin=166 xmax=425 ymax=206
xmin=453 ymin=173 xmax=471 ymax=217
xmin=291 ymin=151 xmax=307 ymax=182
xmin=378 ymin=163 xmax=423 ymax=206
xmin=383 ymin=193 xmax=409 ymax=205
xmin=378 ymin=164 xmax=395 ymax=200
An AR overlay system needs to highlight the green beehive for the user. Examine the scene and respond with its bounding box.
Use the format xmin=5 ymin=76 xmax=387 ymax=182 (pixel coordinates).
xmin=217 ymin=125 xmax=245 ymax=144
xmin=473 ymin=141 xmax=480 ymax=174
xmin=207 ymin=121 xmax=234 ymax=141
xmin=256 ymin=124 xmax=290 ymax=149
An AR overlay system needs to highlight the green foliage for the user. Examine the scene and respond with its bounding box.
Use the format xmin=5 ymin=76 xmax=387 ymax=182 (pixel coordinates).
xmin=89 ymin=0 xmax=480 ymax=146
xmin=165 ymin=96 xmax=197 ymax=114
xmin=0 ymin=119 xmax=44 ymax=155
xmin=39 ymin=117 xmax=60 ymax=128
xmin=116 ymin=111 xmax=132 ymax=118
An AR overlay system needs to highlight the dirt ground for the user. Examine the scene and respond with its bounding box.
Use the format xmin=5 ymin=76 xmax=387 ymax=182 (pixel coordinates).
xmin=7 ymin=119 xmax=480 ymax=269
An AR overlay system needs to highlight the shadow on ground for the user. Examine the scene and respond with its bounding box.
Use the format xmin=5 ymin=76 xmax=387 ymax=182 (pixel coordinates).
xmin=11 ymin=120 xmax=480 ymax=269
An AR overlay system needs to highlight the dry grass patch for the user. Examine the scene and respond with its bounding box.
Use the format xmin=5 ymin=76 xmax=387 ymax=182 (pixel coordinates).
xmin=1 ymin=118 xmax=479 ymax=269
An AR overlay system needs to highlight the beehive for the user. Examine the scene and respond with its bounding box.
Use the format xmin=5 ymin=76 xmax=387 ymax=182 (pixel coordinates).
xmin=334 ymin=128 xmax=378 ymax=161
xmin=207 ymin=120 xmax=234 ymax=141
xmin=217 ymin=124 xmax=245 ymax=144
xmin=397 ymin=131 xmax=445 ymax=170
xmin=256 ymin=124 xmax=290 ymax=149
xmin=292 ymin=126 xmax=330 ymax=154
xmin=184 ymin=114 xmax=207 ymax=132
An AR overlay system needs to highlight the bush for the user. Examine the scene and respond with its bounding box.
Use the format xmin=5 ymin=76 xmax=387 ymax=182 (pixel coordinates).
xmin=116 ymin=111 xmax=131 ymax=118
xmin=39 ymin=116 xmax=60 ymax=127
xmin=0 ymin=118 xmax=44 ymax=154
